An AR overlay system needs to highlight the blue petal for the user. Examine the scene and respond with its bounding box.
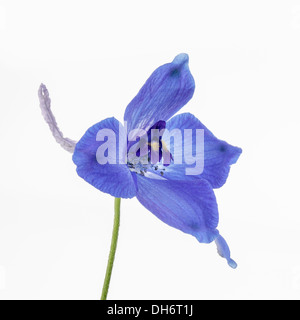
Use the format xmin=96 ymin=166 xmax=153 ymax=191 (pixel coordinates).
xmin=164 ymin=113 xmax=242 ymax=188
xmin=73 ymin=117 xmax=137 ymax=198
xmin=136 ymin=175 xmax=219 ymax=244
xmin=124 ymin=54 xmax=195 ymax=133
xmin=215 ymin=234 xmax=237 ymax=269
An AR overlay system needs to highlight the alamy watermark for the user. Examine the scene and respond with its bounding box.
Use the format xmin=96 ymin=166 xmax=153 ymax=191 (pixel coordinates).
xmin=96 ymin=121 xmax=204 ymax=176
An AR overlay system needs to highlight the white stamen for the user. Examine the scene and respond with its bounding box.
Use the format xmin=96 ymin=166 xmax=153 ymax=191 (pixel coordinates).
xmin=38 ymin=84 xmax=77 ymax=153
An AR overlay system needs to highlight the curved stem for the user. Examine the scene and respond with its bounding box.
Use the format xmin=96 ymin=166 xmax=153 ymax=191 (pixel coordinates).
xmin=101 ymin=198 xmax=121 ymax=300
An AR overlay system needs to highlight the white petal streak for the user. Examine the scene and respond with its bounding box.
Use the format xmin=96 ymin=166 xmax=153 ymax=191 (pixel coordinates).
xmin=38 ymin=84 xmax=76 ymax=153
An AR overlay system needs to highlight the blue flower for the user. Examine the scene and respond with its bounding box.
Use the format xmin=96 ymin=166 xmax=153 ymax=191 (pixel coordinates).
xmin=72 ymin=54 xmax=242 ymax=268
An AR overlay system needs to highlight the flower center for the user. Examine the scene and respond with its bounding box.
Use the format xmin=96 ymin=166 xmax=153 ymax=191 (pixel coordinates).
xmin=127 ymin=150 xmax=169 ymax=177
xmin=127 ymin=121 xmax=173 ymax=177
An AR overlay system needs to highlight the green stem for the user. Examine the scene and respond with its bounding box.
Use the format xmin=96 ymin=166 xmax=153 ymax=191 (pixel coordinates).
xmin=101 ymin=197 xmax=121 ymax=300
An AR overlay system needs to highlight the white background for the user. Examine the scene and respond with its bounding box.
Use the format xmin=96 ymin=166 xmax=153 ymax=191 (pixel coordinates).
xmin=0 ymin=0 xmax=300 ymax=300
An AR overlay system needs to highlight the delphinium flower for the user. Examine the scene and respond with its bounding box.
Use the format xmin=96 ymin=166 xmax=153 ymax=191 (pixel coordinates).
xmin=38 ymin=53 xmax=242 ymax=299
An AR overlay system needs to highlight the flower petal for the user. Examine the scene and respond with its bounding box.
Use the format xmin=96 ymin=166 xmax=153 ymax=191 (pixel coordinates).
xmin=215 ymin=234 xmax=237 ymax=269
xmin=124 ymin=54 xmax=195 ymax=133
xmin=164 ymin=113 xmax=242 ymax=188
xmin=136 ymin=175 xmax=219 ymax=244
xmin=73 ymin=117 xmax=137 ymax=198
